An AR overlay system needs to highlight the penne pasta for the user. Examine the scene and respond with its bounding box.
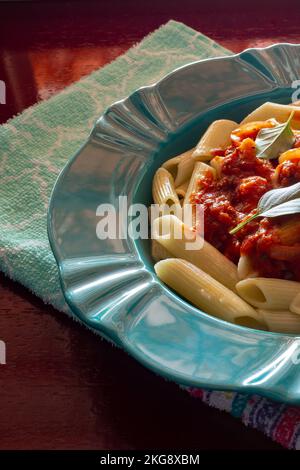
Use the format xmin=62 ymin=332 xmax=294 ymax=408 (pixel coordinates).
xmin=175 ymin=180 xmax=189 ymax=200
xmin=192 ymin=119 xmax=238 ymax=161
xmin=236 ymin=277 xmax=300 ymax=310
xmin=273 ymin=217 xmax=300 ymax=245
xmin=174 ymin=148 xmax=195 ymax=187
xmin=209 ymin=156 xmax=224 ymax=178
xmin=155 ymin=258 xmax=263 ymax=326
xmin=152 ymin=167 xmax=180 ymax=209
xmin=151 ymin=239 xmax=172 ymax=262
xmin=183 ymin=162 xmax=216 ymax=227
xmin=269 ymin=244 xmax=300 ymax=261
xmin=161 ymin=155 xmax=181 ymax=179
xmin=234 ymin=315 xmax=267 ymax=331
xmin=152 ymin=214 xmax=238 ymax=291
xmin=183 ymin=161 xmax=215 ymax=206
xmin=241 ymin=102 xmax=300 ymax=129
xmin=237 ymin=255 xmax=258 ymax=280
xmin=290 ymin=292 xmax=300 ymax=315
xmin=258 ymin=309 xmax=300 ymax=334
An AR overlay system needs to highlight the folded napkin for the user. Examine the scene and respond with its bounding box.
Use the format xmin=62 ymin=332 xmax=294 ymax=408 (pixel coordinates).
xmin=0 ymin=20 xmax=299 ymax=449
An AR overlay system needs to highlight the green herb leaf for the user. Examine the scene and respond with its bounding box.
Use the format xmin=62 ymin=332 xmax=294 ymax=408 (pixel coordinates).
xmin=229 ymin=182 xmax=300 ymax=235
xmin=261 ymin=198 xmax=300 ymax=217
xmin=258 ymin=181 xmax=300 ymax=213
xmin=256 ymin=112 xmax=295 ymax=160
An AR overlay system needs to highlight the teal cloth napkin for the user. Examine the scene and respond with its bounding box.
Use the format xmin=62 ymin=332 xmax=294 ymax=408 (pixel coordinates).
xmin=0 ymin=20 xmax=230 ymax=313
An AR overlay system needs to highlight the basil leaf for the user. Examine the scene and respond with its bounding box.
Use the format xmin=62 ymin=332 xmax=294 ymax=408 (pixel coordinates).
xmin=229 ymin=182 xmax=300 ymax=235
xmin=261 ymin=198 xmax=300 ymax=217
xmin=256 ymin=112 xmax=295 ymax=160
xmin=258 ymin=181 xmax=300 ymax=213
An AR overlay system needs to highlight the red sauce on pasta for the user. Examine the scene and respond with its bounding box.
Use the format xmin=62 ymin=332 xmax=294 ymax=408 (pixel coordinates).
xmin=276 ymin=160 xmax=300 ymax=186
xmin=191 ymin=134 xmax=300 ymax=281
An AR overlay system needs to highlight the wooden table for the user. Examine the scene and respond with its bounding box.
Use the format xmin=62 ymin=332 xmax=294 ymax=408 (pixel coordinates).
xmin=1 ymin=0 xmax=297 ymax=449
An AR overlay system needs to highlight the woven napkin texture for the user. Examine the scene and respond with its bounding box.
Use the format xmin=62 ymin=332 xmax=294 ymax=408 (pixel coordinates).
xmin=0 ymin=20 xmax=299 ymax=449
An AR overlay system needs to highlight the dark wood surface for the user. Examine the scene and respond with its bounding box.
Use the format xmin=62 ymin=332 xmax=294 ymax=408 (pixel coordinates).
xmin=1 ymin=0 xmax=297 ymax=449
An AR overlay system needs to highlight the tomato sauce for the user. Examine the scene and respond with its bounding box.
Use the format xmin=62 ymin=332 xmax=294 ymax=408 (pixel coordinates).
xmin=191 ymin=134 xmax=300 ymax=280
xmin=241 ymin=217 xmax=300 ymax=280
xmin=276 ymin=160 xmax=300 ymax=186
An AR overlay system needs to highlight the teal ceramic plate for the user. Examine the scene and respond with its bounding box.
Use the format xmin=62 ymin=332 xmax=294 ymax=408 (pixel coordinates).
xmin=48 ymin=44 xmax=300 ymax=404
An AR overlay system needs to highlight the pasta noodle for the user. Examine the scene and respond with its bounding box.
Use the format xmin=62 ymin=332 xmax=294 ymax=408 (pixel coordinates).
xmin=241 ymin=102 xmax=300 ymax=129
xmin=152 ymin=214 xmax=238 ymax=291
xmin=289 ymin=292 xmax=300 ymax=315
xmin=183 ymin=162 xmax=216 ymax=206
xmin=175 ymin=180 xmax=189 ymax=200
xmin=192 ymin=119 xmax=237 ymax=161
xmin=152 ymin=167 xmax=180 ymax=209
xmin=209 ymin=156 xmax=224 ymax=178
xmin=161 ymin=155 xmax=181 ymax=179
xmin=258 ymin=309 xmax=300 ymax=334
xmin=174 ymin=148 xmax=195 ymax=187
xmin=236 ymin=278 xmax=300 ymax=310
xmin=273 ymin=217 xmax=300 ymax=245
xmin=151 ymin=239 xmax=172 ymax=262
xmin=237 ymin=255 xmax=258 ymax=280
xmin=155 ymin=258 xmax=263 ymax=325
